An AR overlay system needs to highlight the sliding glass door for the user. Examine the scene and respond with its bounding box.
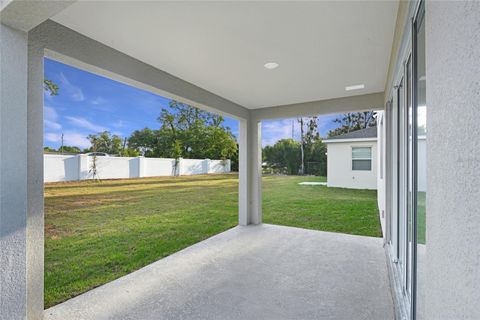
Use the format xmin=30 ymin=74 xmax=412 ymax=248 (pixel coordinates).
xmin=387 ymin=1 xmax=426 ymax=318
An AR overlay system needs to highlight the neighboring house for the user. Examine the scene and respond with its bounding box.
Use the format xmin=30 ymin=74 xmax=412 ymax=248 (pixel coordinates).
xmin=324 ymin=126 xmax=378 ymax=190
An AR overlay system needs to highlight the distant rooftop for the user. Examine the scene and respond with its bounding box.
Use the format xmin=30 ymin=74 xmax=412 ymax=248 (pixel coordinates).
xmin=324 ymin=126 xmax=377 ymax=141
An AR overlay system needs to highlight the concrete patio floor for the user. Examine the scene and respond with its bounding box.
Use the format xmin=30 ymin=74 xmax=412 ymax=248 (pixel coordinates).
xmin=45 ymin=224 xmax=393 ymax=320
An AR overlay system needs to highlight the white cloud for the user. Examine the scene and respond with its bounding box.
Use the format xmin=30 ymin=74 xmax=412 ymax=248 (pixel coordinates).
xmin=44 ymin=106 xmax=62 ymax=130
xmin=91 ymin=97 xmax=107 ymax=105
xmin=64 ymin=132 xmax=91 ymax=149
xmin=44 ymin=106 xmax=58 ymax=121
xmin=59 ymin=72 xmax=85 ymax=102
xmin=262 ymin=119 xmax=299 ymax=147
xmin=45 ymin=131 xmax=91 ymax=149
xmin=44 ymin=120 xmax=62 ymax=130
xmin=44 ymin=90 xmax=53 ymax=101
xmin=65 ymin=116 xmax=108 ymax=133
xmin=45 ymin=132 xmax=61 ymax=143
xmin=111 ymin=120 xmax=124 ymax=128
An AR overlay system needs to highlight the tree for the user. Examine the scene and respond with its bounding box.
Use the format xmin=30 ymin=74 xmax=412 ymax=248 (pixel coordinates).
xmin=60 ymin=146 xmax=81 ymax=154
xmin=128 ymin=128 xmax=157 ymax=156
xmin=87 ymin=131 xmax=123 ymax=155
xmin=297 ymin=116 xmax=319 ymax=175
xmin=43 ymin=146 xmax=82 ymax=154
xmin=327 ymin=111 xmax=376 ymax=137
xmin=44 ymin=146 xmax=57 ymax=153
xmin=119 ymin=148 xmax=140 ymax=157
xmin=154 ymin=100 xmax=237 ymax=161
xmin=125 ymin=101 xmax=237 ymax=163
xmin=263 ymin=116 xmax=326 ymax=176
xmin=263 ymin=139 xmax=302 ymax=175
xmin=44 ymin=79 xmax=59 ymax=96
xmin=298 ymin=118 xmax=305 ymax=174
xmin=305 ymin=140 xmax=327 ymax=176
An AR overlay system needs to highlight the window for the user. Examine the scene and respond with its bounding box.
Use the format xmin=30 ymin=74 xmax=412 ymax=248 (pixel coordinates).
xmin=352 ymin=147 xmax=372 ymax=171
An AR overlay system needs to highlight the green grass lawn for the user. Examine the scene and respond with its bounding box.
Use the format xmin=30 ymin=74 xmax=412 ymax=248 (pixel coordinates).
xmin=417 ymin=191 xmax=426 ymax=244
xmin=262 ymin=175 xmax=381 ymax=237
xmin=44 ymin=173 xmax=380 ymax=308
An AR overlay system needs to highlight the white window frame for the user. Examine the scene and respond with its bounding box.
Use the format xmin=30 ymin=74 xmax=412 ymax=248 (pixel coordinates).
xmin=351 ymin=146 xmax=372 ymax=171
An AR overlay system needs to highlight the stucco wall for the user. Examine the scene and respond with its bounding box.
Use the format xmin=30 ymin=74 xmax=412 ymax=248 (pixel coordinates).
xmin=144 ymin=158 xmax=176 ymax=177
xmin=43 ymin=155 xmax=79 ymax=182
xmin=92 ymin=156 xmax=137 ymax=180
xmin=326 ymin=140 xmax=377 ymax=190
xmin=0 ymin=23 xmax=28 ymax=320
xmin=377 ymin=112 xmax=386 ymax=237
xmin=44 ymin=155 xmax=231 ymax=182
xmin=425 ymin=2 xmax=480 ymax=319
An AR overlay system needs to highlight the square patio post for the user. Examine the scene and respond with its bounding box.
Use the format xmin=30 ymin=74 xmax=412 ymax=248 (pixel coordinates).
xmin=27 ymin=33 xmax=46 ymax=320
xmin=0 ymin=22 xmax=29 ymax=320
xmin=238 ymin=117 xmax=262 ymax=225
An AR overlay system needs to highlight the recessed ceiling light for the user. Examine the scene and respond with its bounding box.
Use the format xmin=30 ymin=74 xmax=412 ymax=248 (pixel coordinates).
xmin=345 ymin=84 xmax=365 ymax=91
xmin=264 ymin=62 xmax=279 ymax=70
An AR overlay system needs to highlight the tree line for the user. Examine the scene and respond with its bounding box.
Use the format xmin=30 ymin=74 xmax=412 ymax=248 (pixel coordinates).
xmin=44 ymin=100 xmax=239 ymax=168
xmin=43 ymin=78 xmax=376 ymax=176
xmin=262 ymin=112 xmax=376 ymax=176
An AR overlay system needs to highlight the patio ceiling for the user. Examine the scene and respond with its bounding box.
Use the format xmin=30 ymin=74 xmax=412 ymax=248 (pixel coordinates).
xmin=51 ymin=1 xmax=398 ymax=109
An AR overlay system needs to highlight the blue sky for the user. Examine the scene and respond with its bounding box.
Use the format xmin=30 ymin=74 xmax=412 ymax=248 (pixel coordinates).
xmin=44 ymin=58 xmax=341 ymax=149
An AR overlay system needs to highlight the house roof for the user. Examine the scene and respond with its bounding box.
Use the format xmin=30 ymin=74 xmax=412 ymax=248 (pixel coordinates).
xmin=324 ymin=126 xmax=377 ymax=141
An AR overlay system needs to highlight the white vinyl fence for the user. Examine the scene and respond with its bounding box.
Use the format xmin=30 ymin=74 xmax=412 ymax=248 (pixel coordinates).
xmin=44 ymin=154 xmax=231 ymax=183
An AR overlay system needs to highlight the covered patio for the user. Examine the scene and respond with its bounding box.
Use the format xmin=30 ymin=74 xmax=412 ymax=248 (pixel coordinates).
xmin=6 ymin=1 xmax=480 ymax=320
xmin=1 ymin=2 xmax=392 ymax=317
xmin=45 ymin=224 xmax=393 ymax=320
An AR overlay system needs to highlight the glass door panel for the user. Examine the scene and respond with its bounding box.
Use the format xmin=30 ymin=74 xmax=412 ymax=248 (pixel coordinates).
xmin=398 ymin=73 xmax=406 ymax=287
xmin=414 ymin=2 xmax=426 ymax=319
xmin=392 ymin=82 xmax=401 ymax=259
xmin=406 ymin=55 xmax=413 ymax=298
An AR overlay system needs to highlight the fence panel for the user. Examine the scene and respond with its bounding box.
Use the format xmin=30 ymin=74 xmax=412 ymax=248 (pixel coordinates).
xmin=44 ymin=155 xmax=231 ymax=182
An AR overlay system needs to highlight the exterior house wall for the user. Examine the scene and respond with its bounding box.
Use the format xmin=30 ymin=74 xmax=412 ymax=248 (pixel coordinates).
xmin=326 ymin=140 xmax=377 ymax=190
xmin=377 ymin=112 xmax=387 ymax=236
xmin=425 ymin=2 xmax=480 ymax=319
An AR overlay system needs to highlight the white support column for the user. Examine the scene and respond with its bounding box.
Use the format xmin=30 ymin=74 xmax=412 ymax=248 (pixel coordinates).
xmin=238 ymin=118 xmax=262 ymax=226
xmin=26 ymin=28 xmax=45 ymax=320
xmin=1 ymin=3 xmax=77 ymax=318
xmin=0 ymin=23 xmax=28 ymax=320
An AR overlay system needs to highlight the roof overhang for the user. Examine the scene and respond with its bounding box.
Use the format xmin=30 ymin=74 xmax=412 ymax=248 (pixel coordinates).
xmin=47 ymin=1 xmax=398 ymax=109
xmin=324 ymin=137 xmax=377 ymax=144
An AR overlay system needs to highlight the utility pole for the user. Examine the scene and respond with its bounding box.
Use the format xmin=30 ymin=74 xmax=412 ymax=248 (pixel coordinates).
xmin=60 ymin=133 xmax=64 ymax=154
xmin=298 ymin=118 xmax=305 ymax=175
